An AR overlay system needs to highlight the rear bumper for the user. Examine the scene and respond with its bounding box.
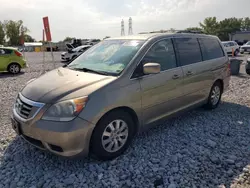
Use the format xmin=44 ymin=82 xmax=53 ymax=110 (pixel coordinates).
xmin=12 ymin=106 xmax=95 ymax=157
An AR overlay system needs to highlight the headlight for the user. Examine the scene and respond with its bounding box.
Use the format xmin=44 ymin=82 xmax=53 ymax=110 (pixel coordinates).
xmin=42 ymin=97 xmax=88 ymax=121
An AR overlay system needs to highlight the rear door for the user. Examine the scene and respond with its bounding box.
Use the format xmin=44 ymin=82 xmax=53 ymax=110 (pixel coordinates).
xmin=0 ymin=49 xmax=12 ymax=71
xmin=136 ymin=38 xmax=184 ymax=125
xmin=173 ymin=37 xmax=208 ymax=107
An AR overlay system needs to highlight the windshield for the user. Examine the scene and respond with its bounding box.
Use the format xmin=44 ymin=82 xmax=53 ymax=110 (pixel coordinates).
xmin=222 ymin=42 xmax=229 ymax=46
xmin=246 ymin=42 xmax=250 ymax=45
xmin=68 ymin=39 xmax=144 ymax=75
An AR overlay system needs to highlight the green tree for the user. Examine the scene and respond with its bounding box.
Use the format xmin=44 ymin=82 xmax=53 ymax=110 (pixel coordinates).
xmin=218 ymin=18 xmax=242 ymax=40
xmin=24 ymin=34 xmax=35 ymax=42
xmin=0 ymin=21 xmax=5 ymax=44
xmin=199 ymin=17 xmax=219 ymax=35
xmin=241 ymin=17 xmax=250 ymax=31
xmin=63 ymin=37 xmax=74 ymax=42
xmin=3 ymin=20 xmax=29 ymax=46
xmin=185 ymin=27 xmax=203 ymax=33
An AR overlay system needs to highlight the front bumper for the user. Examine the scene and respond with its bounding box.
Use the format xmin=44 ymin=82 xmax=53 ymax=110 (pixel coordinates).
xmin=11 ymin=94 xmax=95 ymax=157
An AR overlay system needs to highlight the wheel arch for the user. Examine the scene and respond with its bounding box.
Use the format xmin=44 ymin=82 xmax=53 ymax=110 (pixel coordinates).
xmin=95 ymin=106 xmax=139 ymax=134
xmin=214 ymin=79 xmax=224 ymax=93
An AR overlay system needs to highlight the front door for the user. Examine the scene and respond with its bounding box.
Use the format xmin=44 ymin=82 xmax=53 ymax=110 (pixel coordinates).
xmin=136 ymin=38 xmax=184 ymax=125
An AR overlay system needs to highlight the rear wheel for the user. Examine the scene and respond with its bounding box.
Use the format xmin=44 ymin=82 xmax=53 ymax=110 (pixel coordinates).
xmin=90 ymin=110 xmax=135 ymax=160
xmin=205 ymin=81 xmax=222 ymax=109
xmin=8 ymin=63 xmax=21 ymax=74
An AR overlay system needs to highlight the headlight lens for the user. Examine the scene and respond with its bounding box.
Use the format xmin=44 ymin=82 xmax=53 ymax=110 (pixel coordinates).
xmin=42 ymin=97 xmax=88 ymax=121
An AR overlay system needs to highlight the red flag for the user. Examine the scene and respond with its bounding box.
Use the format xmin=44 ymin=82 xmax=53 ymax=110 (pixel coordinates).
xmin=43 ymin=16 xmax=52 ymax=41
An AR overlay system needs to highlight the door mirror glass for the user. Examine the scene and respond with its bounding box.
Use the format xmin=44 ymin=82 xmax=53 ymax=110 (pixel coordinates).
xmin=143 ymin=63 xmax=161 ymax=74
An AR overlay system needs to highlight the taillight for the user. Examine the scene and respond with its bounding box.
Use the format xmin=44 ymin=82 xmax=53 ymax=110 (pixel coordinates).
xmin=14 ymin=51 xmax=23 ymax=57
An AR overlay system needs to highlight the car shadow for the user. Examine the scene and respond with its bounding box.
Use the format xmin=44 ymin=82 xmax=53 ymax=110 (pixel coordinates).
xmin=0 ymin=71 xmax=25 ymax=78
xmin=1 ymin=101 xmax=250 ymax=187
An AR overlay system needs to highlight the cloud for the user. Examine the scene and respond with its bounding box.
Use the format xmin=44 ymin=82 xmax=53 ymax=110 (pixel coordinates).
xmin=0 ymin=0 xmax=250 ymax=41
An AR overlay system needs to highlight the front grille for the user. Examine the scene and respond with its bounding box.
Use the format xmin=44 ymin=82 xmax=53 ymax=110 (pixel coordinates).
xmin=15 ymin=95 xmax=33 ymax=119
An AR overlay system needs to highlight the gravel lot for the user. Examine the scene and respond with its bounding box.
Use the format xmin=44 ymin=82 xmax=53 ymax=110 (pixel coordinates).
xmin=0 ymin=52 xmax=250 ymax=188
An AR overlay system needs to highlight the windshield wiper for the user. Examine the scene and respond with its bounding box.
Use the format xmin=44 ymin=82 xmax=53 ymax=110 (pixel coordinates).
xmin=72 ymin=67 xmax=110 ymax=76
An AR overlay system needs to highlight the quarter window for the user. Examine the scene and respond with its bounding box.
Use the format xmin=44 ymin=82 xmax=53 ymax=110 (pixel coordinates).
xmin=141 ymin=39 xmax=177 ymax=71
xmin=174 ymin=38 xmax=202 ymax=66
xmin=198 ymin=38 xmax=225 ymax=61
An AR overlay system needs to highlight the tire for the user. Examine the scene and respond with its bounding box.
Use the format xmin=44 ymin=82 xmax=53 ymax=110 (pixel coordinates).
xmin=90 ymin=110 xmax=135 ymax=160
xmin=8 ymin=63 xmax=21 ymax=74
xmin=204 ymin=81 xmax=222 ymax=110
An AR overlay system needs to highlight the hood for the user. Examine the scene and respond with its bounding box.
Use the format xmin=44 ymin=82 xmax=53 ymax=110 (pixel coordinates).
xmin=21 ymin=67 xmax=116 ymax=103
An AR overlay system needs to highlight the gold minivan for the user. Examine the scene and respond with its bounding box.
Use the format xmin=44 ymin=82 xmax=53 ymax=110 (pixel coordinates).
xmin=11 ymin=33 xmax=230 ymax=160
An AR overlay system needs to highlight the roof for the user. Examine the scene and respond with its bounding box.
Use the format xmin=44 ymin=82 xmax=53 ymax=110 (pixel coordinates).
xmin=106 ymin=33 xmax=175 ymax=40
xmin=24 ymin=42 xmax=43 ymax=47
xmin=234 ymin=31 xmax=250 ymax=34
xmin=222 ymin=41 xmax=237 ymax=43
xmin=106 ymin=32 xmax=213 ymax=41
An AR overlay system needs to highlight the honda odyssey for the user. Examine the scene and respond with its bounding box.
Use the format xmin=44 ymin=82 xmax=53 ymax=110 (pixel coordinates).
xmin=11 ymin=33 xmax=230 ymax=160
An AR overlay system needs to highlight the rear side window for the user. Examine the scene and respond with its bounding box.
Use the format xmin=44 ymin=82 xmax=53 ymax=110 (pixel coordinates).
xmin=198 ymin=38 xmax=224 ymax=61
xmin=0 ymin=49 xmax=12 ymax=55
xmin=174 ymin=38 xmax=202 ymax=66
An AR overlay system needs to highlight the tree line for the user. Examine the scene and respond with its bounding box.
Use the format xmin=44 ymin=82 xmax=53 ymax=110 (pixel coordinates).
xmin=0 ymin=20 xmax=35 ymax=46
xmin=185 ymin=17 xmax=250 ymax=41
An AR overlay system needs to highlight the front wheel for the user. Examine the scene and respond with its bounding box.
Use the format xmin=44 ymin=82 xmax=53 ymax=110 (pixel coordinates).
xmin=204 ymin=82 xmax=222 ymax=109
xmin=90 ymin=111 xmax=135 ymax=160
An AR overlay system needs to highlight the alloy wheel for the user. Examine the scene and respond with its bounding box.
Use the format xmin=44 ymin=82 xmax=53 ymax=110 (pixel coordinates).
xmin=210 ymin=85 xmax=221 ymax=105
xmin=101 ymin=119 xmax=129 ymax=153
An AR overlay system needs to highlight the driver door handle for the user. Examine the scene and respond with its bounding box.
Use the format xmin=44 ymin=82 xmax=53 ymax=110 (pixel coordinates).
xmin=172 ymin=74 xmax=180 ymax=79
xmin=186 ymin=71 xmax=193 ymax=76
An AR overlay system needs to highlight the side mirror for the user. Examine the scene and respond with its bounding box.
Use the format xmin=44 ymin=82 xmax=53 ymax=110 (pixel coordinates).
xmin=143 ymin=63 xmax=161 ymax=74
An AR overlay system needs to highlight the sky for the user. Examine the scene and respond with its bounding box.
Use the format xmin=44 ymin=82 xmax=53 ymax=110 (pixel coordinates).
xmin=0 ymin=0 xmax=250 ymax=42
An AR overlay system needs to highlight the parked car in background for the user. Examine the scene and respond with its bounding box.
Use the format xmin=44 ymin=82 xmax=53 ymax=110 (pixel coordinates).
xmin=85 ymin=39 xmax=101 ymax=46
xmin=61 ymin=45 xmax=91 ymax=62
xmin=240 ymin=41 xmax=250 ymax=54
xmin=0 ymin=47 xmax=27 ymax=74
xmin=222 ymin=41 xmax=239 ymax=56
xmin=11 ymin=33 xmax=230 ymax=160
